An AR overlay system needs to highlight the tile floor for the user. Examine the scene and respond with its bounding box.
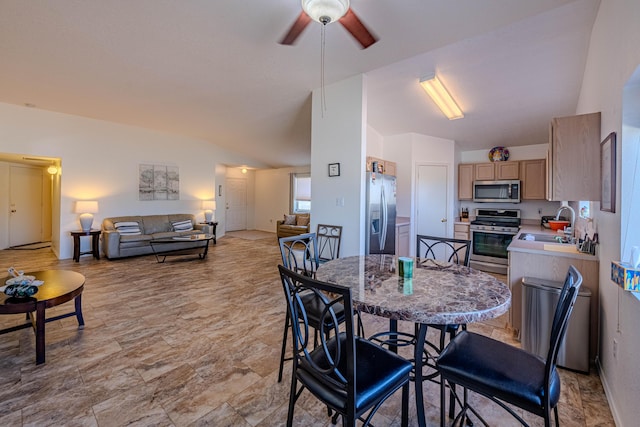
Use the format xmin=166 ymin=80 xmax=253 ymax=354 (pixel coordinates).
xmin=0 ymin=233 xmax=614 ymax=426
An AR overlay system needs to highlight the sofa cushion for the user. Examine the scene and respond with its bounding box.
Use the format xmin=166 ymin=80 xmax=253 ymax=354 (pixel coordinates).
xmin=141 ymin=215 xmax=172 ymax=234
xmin=296 ymin=215 xmax=310 ymax=226
xmin=283 ymin=214 xmax=297 ymax=225
xmin=172 ymin=219 xmax=194 ymax=232
xmin=280 ymin=225 xmax=308 ymax=232
xmin=114 ymin=221 xmax=142 ymax=235
xmin=119 ymin=234 xmax=152 ymax=248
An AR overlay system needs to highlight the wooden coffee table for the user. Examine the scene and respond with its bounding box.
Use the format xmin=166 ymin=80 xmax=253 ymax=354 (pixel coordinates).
xmin=150 ymin=234 xmax=214 ymax=263
xmin=0 ymin=270 xmax=85 ymax=364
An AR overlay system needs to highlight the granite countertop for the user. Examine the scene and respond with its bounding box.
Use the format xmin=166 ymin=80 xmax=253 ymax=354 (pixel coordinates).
xmin=508 ymin=225 xmax=598 ymax=260
xmin=316 ymin=255 xmax=511 ymax=325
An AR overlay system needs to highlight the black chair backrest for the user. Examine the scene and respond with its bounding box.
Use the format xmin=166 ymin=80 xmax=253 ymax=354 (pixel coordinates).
xmin=278 ymin=265 xmax=356 ymax=394
xmin=316 ymin=224 xmax=343 ymax=262
xmin=279 ymin=233 xmax=320 ymax=277
xmin=544 ymin=265 xmax=582 ymax=400
xmin=416 ymin=235 xmax=471 ymax=266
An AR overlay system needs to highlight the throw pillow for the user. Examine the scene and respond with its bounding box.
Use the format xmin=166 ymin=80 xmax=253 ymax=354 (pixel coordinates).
xmin=114 ymin=221 xmax=142 ymax=235
xmin=296 ymin=215 xmax=310 ymax=227
xmin=283 ymin=214 xmax=297 ymax=225
xmin=172 ymin=219 xmax=194 ymax=232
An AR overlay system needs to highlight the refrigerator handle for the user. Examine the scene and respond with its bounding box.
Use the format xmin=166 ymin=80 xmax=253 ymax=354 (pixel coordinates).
xmin=380 ymin=184 xmax=387 ymax=249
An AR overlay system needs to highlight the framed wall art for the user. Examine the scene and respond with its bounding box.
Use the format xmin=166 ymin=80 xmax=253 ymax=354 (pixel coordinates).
xmin=600 ymin=132 xmax=616 ymax=213
xmin=139 ymin=164 xmax=180 ymax=201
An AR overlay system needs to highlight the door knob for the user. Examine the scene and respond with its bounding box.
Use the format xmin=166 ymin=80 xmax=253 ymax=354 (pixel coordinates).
xmin=441 ymin=218 xmax=447 ymax=222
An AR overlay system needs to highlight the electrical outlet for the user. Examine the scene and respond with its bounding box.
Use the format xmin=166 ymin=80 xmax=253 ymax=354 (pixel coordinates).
xmin=613 ymin=339 xmax=618 ymax=359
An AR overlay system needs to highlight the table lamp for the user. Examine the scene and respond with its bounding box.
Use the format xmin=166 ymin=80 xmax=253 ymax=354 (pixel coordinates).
xmin=202 ymin=200 xmax=216 ymax=223
xmin=75 ymin=200 xmax=99 ymax=231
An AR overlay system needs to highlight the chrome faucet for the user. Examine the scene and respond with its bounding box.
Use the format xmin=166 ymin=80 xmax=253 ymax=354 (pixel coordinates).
xmin=555 ymin=202 xmax=575 ymax=237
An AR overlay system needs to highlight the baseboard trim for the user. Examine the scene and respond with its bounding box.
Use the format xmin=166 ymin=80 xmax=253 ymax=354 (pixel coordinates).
xmin=596 ymin=356 xmax=621 ymax=426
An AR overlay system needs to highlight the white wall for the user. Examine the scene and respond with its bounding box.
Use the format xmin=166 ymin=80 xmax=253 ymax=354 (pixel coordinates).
xmin=310 ymin=75 xmax=366 ymax=257
xmin=575 ymin=1 xmax=640 ymax=425
xmin=0 ymin=102 xmax=261 ymax=259
xmin=382 ymin=133 xmax=457 ymax=231
xmin=254 ymin=166 xmax=310 ymax=233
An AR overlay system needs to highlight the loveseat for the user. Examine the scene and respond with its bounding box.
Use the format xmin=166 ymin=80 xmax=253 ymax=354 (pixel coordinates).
xmin=101 ymin=214 xmax=212 ymax=259
xmin=276 ymin=213 xmax=310 ymax=238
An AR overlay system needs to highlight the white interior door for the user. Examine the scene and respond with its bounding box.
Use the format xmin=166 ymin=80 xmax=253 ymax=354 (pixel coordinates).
xmin=9 ymin=165 xmax=44 ymax=246
xmin=416 ymin=164 xmax=448 ymax=242
xmin=225 ymin=177 xmax=247 ymax=231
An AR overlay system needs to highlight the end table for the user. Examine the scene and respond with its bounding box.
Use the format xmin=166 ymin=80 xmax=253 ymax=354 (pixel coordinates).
xmin=200 ymin=221 xmax=218 ymax=244
xmin=70 ymin=229 xmax=101 ymax=262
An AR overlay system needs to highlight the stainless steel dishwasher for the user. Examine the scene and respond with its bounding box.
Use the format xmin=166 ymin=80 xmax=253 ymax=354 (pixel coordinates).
xmin=521 ymin=276 xmax=591 ymax=373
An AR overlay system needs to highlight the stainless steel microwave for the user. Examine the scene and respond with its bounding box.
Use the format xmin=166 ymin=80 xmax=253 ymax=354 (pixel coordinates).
xmin=473 ymin=180 xmax=521 ymax=203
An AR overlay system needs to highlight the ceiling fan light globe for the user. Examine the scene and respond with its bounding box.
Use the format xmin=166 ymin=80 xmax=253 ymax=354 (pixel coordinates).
xmin=301 ymin=0 xmax=349 ymax=24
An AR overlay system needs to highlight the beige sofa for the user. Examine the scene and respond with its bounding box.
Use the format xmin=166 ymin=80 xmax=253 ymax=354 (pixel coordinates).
xmin=101 ymin=214 xmax=212 ymax=259
xmin=276 ymin=213 xmax=310 ymax=239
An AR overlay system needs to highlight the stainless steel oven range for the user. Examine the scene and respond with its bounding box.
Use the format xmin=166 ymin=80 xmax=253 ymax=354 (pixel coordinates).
xmin=469 ymin=208 xmax=521 ymax=275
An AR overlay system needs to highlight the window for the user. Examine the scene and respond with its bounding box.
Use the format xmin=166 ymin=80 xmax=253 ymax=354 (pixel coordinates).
xmin=291 ymin=173 xmax=311 ymax=213
xmin=579 ymin=201 xmax=591 ymax=219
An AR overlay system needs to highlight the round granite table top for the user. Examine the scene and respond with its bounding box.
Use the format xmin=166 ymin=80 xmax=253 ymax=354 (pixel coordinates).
xmin=316 ymin=255 xmax=511 ymax=325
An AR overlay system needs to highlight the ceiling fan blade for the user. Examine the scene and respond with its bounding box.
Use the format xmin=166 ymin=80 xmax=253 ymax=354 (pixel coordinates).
xmin=279 ymin=12 xmax=312 ymax=45
xmin=339 ymin=9 xmax=378 ymax=49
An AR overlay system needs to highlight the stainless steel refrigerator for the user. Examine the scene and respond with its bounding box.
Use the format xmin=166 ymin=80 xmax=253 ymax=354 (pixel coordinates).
xmin=365 ymin=172 xmax=397 ymax=254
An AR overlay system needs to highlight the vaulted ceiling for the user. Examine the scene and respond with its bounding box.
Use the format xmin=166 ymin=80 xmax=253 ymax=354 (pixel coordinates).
xmin=0 ymin=0 xmax=600 ymax=167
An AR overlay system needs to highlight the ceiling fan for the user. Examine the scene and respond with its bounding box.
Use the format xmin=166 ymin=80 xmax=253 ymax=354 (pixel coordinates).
xmin=280 ymin=0 xmax=378 ymax=49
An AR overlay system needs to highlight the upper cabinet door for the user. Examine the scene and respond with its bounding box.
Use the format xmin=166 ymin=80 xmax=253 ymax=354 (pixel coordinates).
xmin=520 ymin=159 xmax=546 ymax=200
xmin=548 ymin=112 xmax=601 ymax=201
xmin=458 ymin=164 xmax=474 ymax=200
xmin=496 ymin=162 xmax=519 ymax=180
xmin=474 ymin=163 xmax=495 ymax=181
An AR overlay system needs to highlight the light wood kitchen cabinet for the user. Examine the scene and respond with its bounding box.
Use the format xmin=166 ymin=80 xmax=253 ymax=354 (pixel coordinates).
xmin=495 ymin=162 xmax=519 ymax=180
xmin=547 ymin=112 xmax=601 ymax=201
xmin=474 ymin=163 xmax=496 ymax=180
xmin=474 ymin=161 xmax=519 ymax=181
xmin=453 ymin=222 xmax=471 ymax=263
xmin=395 ymin=222 xmax=410 ymax=257
xmin=384 ymin=161 xmax=397 ymax=177
xmin=366 ymin=156 xmax=396 ymax=176
xmin=454 ymin=222 xmax=470 ymax=240
xmin=458 ymin=164 xmax=474 ymax=200
xmin=520 ymin=159 xmax=546 ymax=200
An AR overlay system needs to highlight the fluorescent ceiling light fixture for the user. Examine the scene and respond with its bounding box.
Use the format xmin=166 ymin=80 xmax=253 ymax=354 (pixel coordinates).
xmin=302 ymin=0 xmax=349 ymax=24
xmin=419 ymin=73 xmax=464 ymax=120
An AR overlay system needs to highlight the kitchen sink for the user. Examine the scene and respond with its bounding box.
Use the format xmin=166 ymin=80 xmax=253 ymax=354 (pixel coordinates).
xmin=518 ymin=233 xmax=571 ymax=244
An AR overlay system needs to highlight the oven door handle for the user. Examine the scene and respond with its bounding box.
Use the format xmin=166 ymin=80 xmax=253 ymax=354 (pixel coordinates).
xmin=470 ymin=228 xmax=518 ymax=236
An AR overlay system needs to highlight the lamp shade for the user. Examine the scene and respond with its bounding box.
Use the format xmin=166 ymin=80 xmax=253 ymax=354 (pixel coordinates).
xmin=302 ymin=0 xmax=349 ymax=23
xmin=74 ymin=200 xmax=98 ymax=231
xmin=74 ymin=200 xmax=98 ymax=214
xmin=202 ymin=200 xmax=216 ymax=211
xmin=202 ymin=200 xmax=216 ymax=222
